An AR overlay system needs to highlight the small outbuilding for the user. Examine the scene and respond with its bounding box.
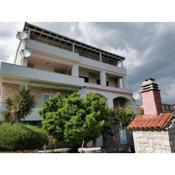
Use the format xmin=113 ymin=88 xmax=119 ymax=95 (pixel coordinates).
xmin=128 ymin=78 xmax=175 ymax=153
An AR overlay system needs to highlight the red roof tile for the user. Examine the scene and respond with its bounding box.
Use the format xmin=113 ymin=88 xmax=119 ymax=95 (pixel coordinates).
xmin=128 ymin=113 xmax=174 ymax=130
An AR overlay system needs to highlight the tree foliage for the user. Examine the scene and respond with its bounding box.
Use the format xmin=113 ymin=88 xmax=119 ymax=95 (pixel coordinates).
xmin=110 ymin=106 xmax=135 ymax=127
xmin=3 ymin=86 xmax=35 ymax=123
xmin=40 ymin=92 xmax=110 ymax=146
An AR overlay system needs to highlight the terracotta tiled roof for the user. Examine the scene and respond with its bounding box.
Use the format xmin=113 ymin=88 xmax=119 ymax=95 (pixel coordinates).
xmin=128 ymin=113 xmax=174 ymax=130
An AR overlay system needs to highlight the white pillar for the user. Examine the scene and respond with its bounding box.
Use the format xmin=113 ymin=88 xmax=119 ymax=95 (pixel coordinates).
xmin=119 ymin=78 xmax=123 ymax=88
xmin=71 ymin=64 xmax=79 ymax=78
xmin=100 ymin=70 xmax=106 ymax=86
xmin=107 ymin=97 xmax=113 ymax=109
xmin=122 ymin=76 xmax=127 ymax=89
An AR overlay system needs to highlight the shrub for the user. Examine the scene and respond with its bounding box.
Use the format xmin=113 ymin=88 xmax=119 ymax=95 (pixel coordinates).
xmin=0 ymin=123 xmax=48 ymax=151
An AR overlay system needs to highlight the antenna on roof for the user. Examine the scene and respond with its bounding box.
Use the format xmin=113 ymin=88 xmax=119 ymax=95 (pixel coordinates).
xmin=20 ymin=49 xmax=31 ymax=58
xmin=16 ymin=31 xmax=28 ymax=40
xmin=132 ymin=92 xmax=141 ymax=101
xmin=14 ymin=31 xmax=30 ymax=63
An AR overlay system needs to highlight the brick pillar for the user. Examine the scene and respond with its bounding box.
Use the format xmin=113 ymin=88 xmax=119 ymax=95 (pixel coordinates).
xmin=141 ymin=78 xmax=163 ymax=115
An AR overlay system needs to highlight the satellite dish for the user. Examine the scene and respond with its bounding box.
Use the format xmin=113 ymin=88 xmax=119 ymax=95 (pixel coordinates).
xmin=20 ymin=49 xmax=31 ymax=58
xmin=132 ymin=92 xmax=141 ymax=101
xmin=16 ymin=31 xmax=28 ymax=40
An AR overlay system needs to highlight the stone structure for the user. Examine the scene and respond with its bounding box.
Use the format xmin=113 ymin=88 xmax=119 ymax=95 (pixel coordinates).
xmin=128 ymin=78 xmax=175 ymax=153
xmin=132 ymin=127 xmax=175 ymax=153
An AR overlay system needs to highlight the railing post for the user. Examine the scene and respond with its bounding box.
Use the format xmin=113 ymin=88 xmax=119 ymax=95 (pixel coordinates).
xmin=99 ymin=52 xmax=102 ymax=62
xmin=72 ymin=43 xmax=75 ymax=53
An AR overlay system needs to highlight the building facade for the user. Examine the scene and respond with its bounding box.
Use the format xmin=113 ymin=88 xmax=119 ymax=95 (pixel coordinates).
xmin=0 ymin=23 xmax=133 ymax=148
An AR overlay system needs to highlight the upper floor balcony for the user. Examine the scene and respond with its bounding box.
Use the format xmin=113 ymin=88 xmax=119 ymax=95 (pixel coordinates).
xmin=25 ymin=39 xmax=127 ymax=77
xmin=23 ymin=22 xmax=127 ymax=76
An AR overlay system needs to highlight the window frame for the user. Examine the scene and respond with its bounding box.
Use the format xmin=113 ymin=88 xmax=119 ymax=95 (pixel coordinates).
xmin=42 ymin=93 xmax=55 ymax=104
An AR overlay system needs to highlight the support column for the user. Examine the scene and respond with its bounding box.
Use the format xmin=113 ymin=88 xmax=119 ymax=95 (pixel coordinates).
xmin=107 ymin=97 xmax=114 ymax=109
xmin=100 ymin=70 xmax=106 ymax=86
xmin=122 ymin=76 xmax=127 ymax=89
xmin=71 ymin=64 xmax=79 ymax=78
xmin=119 ymin=78 xmax=123 ymax=88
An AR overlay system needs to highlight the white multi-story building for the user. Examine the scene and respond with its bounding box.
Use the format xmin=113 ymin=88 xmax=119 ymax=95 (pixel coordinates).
xmin=0 ymin=23 xmax=133 ymax=136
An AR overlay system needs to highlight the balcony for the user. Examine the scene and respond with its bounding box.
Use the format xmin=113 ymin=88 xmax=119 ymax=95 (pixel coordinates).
xmin=25 ymin=39 xmax=127 ymax=76
xmin=0 ymin=62 xmax=84 ymax=88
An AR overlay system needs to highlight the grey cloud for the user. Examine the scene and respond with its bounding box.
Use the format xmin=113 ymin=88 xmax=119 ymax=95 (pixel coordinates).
xmin=1 ymin=22 xmax=175 ymax=103
xmin=24 ymin=22 xmax=175 ymax=103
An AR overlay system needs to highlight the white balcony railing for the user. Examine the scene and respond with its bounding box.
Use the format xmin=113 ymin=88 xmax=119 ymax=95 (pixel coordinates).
xmin=26 ymin=40 xmax=127 ymax=76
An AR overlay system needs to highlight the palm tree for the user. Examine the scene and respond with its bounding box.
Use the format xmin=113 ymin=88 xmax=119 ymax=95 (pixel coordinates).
xmin=3 ymin=86 xmax=35 ymax=123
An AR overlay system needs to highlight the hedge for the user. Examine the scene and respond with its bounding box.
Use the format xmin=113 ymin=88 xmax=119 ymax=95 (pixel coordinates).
xmin=0 ymin=123 xmax=48 ymax=151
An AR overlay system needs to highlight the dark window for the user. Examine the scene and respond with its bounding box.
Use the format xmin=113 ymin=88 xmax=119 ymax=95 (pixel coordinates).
xmin=96 ymin=79 xmax=100 ymax=85
xmin=79 ymin=76 xmax=89 ymax=83
xmin=106 ymin=81 xmax=109 ymax=86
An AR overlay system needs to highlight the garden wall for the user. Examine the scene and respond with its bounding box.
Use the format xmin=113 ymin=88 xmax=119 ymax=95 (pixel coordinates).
xmin=133 ymin=130 xmax=173 ymax=153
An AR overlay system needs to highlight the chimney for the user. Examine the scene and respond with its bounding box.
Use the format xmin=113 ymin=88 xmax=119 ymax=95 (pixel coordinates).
xmin=141 ymin=78 xmax=163 ymax=115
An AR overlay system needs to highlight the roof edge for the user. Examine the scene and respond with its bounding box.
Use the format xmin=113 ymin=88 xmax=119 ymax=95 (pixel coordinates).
xmin=23 ymin=22 xmax=125 ymax=61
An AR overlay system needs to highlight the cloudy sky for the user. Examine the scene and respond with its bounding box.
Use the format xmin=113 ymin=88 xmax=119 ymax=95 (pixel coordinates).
xmin=0 ymin=22 xmax=175 ymax=104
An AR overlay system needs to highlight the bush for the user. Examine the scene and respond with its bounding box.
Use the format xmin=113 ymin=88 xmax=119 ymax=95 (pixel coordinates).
xmin=0 ymin=123 xmax=48 ymax=151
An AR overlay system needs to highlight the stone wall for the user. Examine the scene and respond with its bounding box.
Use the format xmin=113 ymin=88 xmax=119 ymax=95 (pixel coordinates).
xmin=0 ymin=83 xmax=20 ymax=102
xmin=133 ymin=130 xmax=171 ymax=153
xmin=28 ymin=86 xmax=71 ymax=107
xmin=29 ymin=86 xmax=58 ymax=107
xmin=168 ymin=128 xmax=175 ymax=152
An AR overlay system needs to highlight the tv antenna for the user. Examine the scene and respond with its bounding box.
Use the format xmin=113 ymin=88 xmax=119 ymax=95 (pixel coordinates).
xmin=16 ymin=31 xmax=28 ymax=40
xmin=20 ymin=49 xmax=31 ymax=58
xmin=132 ymin=92 xmax=141 ymax=102
xmin=14 ymin=31 xmax=30 ymax=63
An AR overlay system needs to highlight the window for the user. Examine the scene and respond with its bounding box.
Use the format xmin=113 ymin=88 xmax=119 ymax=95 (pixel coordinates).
xmin=79 ymin=76 xmax=89 ymax=83
xmin=42 ymin=94 xmax=54 ymax=103
xmin=106 ymin=81 xmax=109 ymax=86
xmin=119 ymin=128 xmax=128 ymax=145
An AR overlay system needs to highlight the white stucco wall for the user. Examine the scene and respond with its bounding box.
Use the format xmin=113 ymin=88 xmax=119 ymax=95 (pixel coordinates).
xmin=79 ymin=87 xmax=133 ymax=109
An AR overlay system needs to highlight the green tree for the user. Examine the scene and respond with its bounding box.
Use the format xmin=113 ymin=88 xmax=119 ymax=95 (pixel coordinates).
xmin=111 ymin=106 xmax=135 ymax=127
xmin=39 ymin=93 xmax=63 ymax=118
xmin=104 ymin=106 xmax=135 ymax=151
xmin=3 ymin=86 xmax=35 ymax=123
xmin=41 ymin=92 xmax=110 ymax=146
